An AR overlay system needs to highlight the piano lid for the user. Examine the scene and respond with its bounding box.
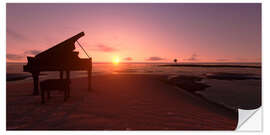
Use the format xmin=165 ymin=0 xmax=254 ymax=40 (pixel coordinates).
xmin=35 ymin=32 xmax=85 ymax=60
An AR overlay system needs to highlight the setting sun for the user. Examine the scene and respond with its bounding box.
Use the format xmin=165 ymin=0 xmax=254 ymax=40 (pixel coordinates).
xmin=113 ymin=56 xmax=120 ymax=64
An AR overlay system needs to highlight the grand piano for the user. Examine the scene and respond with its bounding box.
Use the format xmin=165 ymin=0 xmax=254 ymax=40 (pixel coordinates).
xmin=23 ymin=32 xmax=92 ymax=95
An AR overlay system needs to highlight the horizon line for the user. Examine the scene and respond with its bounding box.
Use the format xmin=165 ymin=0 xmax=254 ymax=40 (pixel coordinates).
xmin=6 ymin=61 xmax=262 ymax=64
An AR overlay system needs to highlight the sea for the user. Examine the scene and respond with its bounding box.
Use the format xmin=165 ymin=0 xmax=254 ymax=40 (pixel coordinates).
xmin=7 ymin=62 xmax=261 ymax=110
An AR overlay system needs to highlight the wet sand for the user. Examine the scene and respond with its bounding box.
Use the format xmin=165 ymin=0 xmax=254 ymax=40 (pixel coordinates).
xmin=168 ymin=73 xmax=261 ymax=110
xmin=7 ymin=74 xmax=237 ymax=130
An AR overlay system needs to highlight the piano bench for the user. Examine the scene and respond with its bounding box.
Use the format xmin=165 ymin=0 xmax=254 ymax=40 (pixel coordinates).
xmin=40 ymin=79 xmax=71 ymax=104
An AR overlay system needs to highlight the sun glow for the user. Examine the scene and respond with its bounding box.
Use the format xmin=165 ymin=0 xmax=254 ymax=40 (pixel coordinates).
xmin=113 ymin=56 xmax=120 ymax=65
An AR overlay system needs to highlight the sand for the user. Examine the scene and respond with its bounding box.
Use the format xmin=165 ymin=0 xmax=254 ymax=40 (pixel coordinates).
xmin=7 ymin=74 xmax=237 ymax=130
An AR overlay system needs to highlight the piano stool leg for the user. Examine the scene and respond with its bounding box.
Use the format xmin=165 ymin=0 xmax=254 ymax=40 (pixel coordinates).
xmin=32 ymin=72 xmax=40 ymax=96
xmin=60 ymin=71 xmax=63 ymax=79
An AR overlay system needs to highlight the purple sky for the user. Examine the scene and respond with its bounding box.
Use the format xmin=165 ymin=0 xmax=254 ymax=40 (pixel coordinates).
xmin=6 ymin=3 xmax=261 ymax=63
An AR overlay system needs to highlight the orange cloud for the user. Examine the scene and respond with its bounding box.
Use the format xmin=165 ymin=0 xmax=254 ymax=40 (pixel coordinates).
xmin=146 ymin=56 xmax=165 ymax=61
xmin=95 ymin=44 xmax=117 ymax=52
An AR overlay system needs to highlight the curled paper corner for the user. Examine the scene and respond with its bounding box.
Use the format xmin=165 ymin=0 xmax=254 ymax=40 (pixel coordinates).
xmin=236 ymin=107 xmax=261 ymax=131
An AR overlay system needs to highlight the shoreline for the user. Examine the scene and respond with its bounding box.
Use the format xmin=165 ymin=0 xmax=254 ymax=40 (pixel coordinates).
xmin=6 ymin=73 xmax=47 ymax=82
xmin=167 ymin=73 xmax=261 ymax=110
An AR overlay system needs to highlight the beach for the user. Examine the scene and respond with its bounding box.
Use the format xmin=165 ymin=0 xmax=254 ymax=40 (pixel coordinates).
xmin=7 ymin=74 xmax=238 ymax=130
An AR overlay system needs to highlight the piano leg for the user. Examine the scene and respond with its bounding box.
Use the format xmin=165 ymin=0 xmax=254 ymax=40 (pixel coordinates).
xmin=66 ymin=70 xmax=70 ymax=97
xmin=66 ymin=70 xmax=70 ymax=81
xmin=32 ymin=72 xmax=40 ymax=95
xmin=88 ymin=66 xmax=92 ymax=91
xmin=60 ymin=71 xmax=63 ymax=79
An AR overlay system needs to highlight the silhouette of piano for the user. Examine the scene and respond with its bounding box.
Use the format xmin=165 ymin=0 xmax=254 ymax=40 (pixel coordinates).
xmin=23 ymin=32 xmax=92 ymax=95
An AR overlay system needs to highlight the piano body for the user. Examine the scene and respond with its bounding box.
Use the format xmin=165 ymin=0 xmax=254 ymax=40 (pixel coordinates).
xmin=23 ymin=32 xmax=92 ymax=95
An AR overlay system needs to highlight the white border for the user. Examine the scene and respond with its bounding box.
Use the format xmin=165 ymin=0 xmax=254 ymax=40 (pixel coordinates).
xmin=3 ymin=0 xmax=265 ymax=3
xmin=0 ymin=1 xmax=6 ymax=134
xmin=2 ymin=0 xmax=268 ymax=135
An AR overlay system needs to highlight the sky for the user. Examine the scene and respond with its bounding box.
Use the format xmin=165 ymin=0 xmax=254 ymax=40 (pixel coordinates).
xmin=6 ymin=3 xmax=261 ymax=63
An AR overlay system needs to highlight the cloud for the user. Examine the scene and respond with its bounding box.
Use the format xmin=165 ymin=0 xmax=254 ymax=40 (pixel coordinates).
xmin=6 ymin=54 xmax=24 ymax=60
xmin=24 ymin=49 xmax=41 ymax=55
xmin=124 ymin=57 xmax=133 ymax=61
xmin=7 ymin=28 xmax=28 ymax=41
xmin=146 ymin=56 xmax=165 ymax=61
xmin=235 ymin=58 xmax=248 ymax=61
xmin=7 ymin=49 xmax=41 ymax=61
xmin=95 ymin=44 xmax=117 ymax=52
xmin=216 ymin=58 xmax=230 ymax=62
xmin=183 ymin=53 xmax=198 ymax=61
